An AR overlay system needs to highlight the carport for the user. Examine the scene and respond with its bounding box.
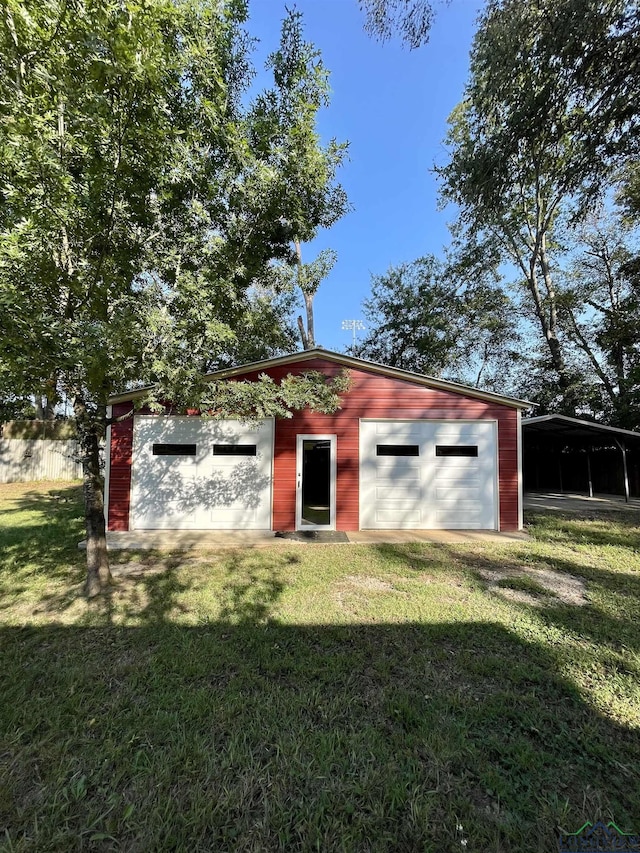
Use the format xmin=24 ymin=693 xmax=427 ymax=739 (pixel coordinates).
xmin=523 ymin=415 xmax=640 ymax=502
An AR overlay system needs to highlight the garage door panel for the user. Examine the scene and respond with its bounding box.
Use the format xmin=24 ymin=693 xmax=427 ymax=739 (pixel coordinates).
xmin=374 ymin=422 xmax=423 ymax=437
xmin=131 ymin=417 xmax=273 ymax=530
xmin=435 ymin=469 xmax=481 ymax=480
xmin=376 ymin=470 xmax=421 ymax=483
xmin=375 ymin=507 xmax=423 ymax=524
xmin=436 ymin=508 xmax=483 ymax=524
xmin=206 ymin=507 xmax=262 ymax=526
xmin=435 ymin=486 xmax=482 ymax=500
xmin=361 ymin=420 xmax=497 ymax=530
xmin=375 ymin=456 xmax=422 ymax=469
xmin=377 ymin=485 xmax=421 ymax=500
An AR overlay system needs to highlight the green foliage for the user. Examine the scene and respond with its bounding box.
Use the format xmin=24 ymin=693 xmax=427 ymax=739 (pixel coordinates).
xmin=0 ymin=397 xmax=34 ymax=423
xmin=559 ymin=215 xmax=640 ymax=428
xmin=359 ymin=0 xmax=435 ymax=49
xmin=355 ymin=257 xmax=457 ymax=374
xmin=273 ymin=248 xmax=338 ymax=300
xmin=470 ymin=0 xmax=640 ymax=209
xmin=437 ymin=0 xmax=640 ymax=415
xmin=1 ymin=419 xmax=76 ymax=440
xmin=354 ymin=255 xmax=522 ymax=391
xmin=269 ymin=245 xmax=338 ymax=349
xmin=146 ymin=369 xmax=352 ymax=420
xmin=0 ymin=0 xmax=347 ymax=406
xmin=0 ymin=0 xmax=348 ymax=588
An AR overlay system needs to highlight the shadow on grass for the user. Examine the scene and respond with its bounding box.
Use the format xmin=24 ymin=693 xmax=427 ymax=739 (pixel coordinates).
xmin=2 ymin=490 xmax=639 ymax=850
xmin=81 ymin=549 xmax=298 ymax=628
xmin=372 ymin=538 xmax=640 ymax=660
xmin=525 ymin=510 xmax=640 ymax=550
xmin=1 ymin=619 xmax=638 ymax=853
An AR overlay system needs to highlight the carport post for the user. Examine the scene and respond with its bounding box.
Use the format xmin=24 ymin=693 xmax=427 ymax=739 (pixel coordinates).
xmin=586 ymin=446 xmax=593 ymax=498
xmin=557 ymin=445 xmax=564 ymax=493
xmin=614 ymin=440 xmax=630 ymax=503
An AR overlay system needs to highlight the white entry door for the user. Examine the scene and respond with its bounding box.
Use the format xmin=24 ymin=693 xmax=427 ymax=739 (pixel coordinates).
xmin=295 ymin=435 xmax=337 ymax=530
xmin=359 ymin=420 xmax=498 ymax=529
xmin=130 ymin=416 xmax=273 ymax=529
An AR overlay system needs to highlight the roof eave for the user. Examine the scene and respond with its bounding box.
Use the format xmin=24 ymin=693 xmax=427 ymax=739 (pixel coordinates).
xmin=523 ymin=414 xmax=640 ymax=440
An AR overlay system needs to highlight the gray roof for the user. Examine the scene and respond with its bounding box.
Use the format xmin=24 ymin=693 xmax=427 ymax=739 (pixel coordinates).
xmin=523 ymin=414 xmax=640 ymax=445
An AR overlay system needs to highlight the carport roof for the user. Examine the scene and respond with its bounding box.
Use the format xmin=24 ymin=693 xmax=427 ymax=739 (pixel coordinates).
xmin=523 ymin=414 xmax=640 ymax=446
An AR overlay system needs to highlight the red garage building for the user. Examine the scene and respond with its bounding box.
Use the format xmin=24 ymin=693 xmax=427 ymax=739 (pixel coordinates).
xmin=105 ymin=349 xmax=527 ymax=534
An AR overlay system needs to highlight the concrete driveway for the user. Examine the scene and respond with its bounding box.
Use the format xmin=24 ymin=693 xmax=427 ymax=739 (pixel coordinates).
xmin=525 ymin=491 xmax=640 ymax=514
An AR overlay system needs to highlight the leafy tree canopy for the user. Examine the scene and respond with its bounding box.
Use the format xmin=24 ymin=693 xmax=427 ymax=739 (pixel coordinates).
xmin=436 ymin=0 xmax=640 ymax=417
xmin=0 ymin=0 xmax=348 ymax=594
xmin=359 ymin=0 xmax=436 ymax=49
xmin=354 ymin=255 xmax=522 ymax=392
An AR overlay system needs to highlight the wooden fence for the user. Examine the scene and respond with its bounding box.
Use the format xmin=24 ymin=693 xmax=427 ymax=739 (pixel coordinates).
xmin=0 ymin=439 xmax=82 ymax=483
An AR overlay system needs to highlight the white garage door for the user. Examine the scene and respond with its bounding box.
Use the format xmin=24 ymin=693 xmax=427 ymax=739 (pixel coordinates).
xmin=360 ymin=420 xmax=498 ymax=529
xmin=130 ymin=417 xmax=273 ymax=530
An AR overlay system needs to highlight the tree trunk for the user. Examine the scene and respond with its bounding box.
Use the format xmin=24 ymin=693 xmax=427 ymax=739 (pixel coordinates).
xmin=294 ymin=238 xmax=315 ymax=350
xmin=537 ymin=240 xmax=578 ymax=413
xmin=303 ymin=290 xmax=315 ymax=349
xmin=74 ymin=396 xmax=112 ymax=597
xmin=297 ymin=314 xmax=310 ymax=350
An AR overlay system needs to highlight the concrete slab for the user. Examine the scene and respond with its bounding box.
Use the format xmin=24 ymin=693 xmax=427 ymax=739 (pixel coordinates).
xmin=345 ymin=529 xmax=529 ymax=544
xmin=524 ymin=492 xmax=640 ymax=514
xmin=99 ymin=530 xmax=292 ymax=551
xmin=77 ymin=527 xmax=529 ymax=551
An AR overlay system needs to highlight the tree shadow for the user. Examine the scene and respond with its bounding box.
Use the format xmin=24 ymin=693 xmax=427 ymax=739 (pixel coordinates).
xmin=0 ymin=484 xmax=86 ymax=611
xmin=131 ymin=446 xmax=272 ymax=529
xmin=1 ymin=619 xmax=638 ymax=852
xmin=2 ymin=489 xmax=639 ymax=849
xmin=526 ymin=509 xmax=640 ymax=550
xmin=379 ymin=538 xmax=640 ymax=654
xmin=217 ymin=550 xmax=298 ymax=624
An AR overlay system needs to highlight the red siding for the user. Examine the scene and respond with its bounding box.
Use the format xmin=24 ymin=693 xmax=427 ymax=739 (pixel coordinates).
xmin=107 ymin=357 xmax=520 ymax=532
xmin=230 ymin=358 xmax=519 ymax=532
xmin=107 ymin=402 xmax=134 ymax=531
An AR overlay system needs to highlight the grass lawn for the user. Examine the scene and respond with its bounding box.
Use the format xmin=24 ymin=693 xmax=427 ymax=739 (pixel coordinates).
xmin=1 ymin=482 xmax=639 ymax=852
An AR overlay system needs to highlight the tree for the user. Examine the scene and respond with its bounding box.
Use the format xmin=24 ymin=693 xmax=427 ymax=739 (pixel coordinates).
xmin=0 ymin=0 xmax=348 ymax=596
xmin=437 ymin=0 xmax=634 ymax=412
xmin=248 ymin=11 xmax=347 ymax=351
xmin=559 ymin=215 xmax=640 ymax=428
xmin=354 ymin=255 xmax=521 ymax=391
xmin=355 ymin=257 xmax=457 ymax=374
xmin=468 ymin=0 xmax=640 ymax=210
xmin=437 ymin=0 xmax=640 ymax=414
xmin=270 ymin=243 xmax=337 ymax=350
xmin=359 ymin=0 xmax=436 ymax=49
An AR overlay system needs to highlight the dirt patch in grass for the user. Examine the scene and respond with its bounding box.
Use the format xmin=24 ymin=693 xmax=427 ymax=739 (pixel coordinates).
xmin=343 ymin=574 xmax=395 ymax=592
xmin=333 ymin=574 xmax=403 ymax=612
xmin=477 ymin=565 xmax=588 ymax=607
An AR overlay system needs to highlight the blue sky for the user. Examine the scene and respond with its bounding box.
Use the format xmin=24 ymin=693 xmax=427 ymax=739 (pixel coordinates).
xmin=246 ymin=0 xmax=484 ymax=351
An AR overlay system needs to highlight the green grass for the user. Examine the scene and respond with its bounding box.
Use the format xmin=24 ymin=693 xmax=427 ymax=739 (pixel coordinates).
xmin=1 ymin=484 xmax=639 ymax=851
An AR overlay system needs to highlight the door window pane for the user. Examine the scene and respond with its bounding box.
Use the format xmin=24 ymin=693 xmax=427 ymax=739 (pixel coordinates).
xmin=301 ymin=440 xmax=331 ymax=526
